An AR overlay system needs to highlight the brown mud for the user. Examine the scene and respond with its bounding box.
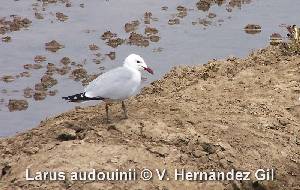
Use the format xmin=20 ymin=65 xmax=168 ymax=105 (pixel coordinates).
xmin=45 ymin=40 xmax=65 ymax=52
xmin=270 ymin=33 xmax=283 ymax=46
xmin=7 ymin=99 xmax=28 ymax=112
xmin=0 ymin=16 xmax=31 ymax=35
xmin=0 ymin=45 xmax=299 ymax=189
xmin=244 ymin=24 xmax=262 ymax=34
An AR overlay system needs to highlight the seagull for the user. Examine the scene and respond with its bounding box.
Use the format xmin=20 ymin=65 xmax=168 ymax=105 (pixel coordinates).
xmin=62 ymin=54 xmax=153 ymax=122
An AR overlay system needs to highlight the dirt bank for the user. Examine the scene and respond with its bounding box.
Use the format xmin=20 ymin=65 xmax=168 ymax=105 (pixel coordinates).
xmin=0 ymin=46 xmax=299 ymax=190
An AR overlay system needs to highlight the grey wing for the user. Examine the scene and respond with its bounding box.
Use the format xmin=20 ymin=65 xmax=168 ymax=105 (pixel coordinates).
xmin=84 ymin=67 xmax=140 ymax=100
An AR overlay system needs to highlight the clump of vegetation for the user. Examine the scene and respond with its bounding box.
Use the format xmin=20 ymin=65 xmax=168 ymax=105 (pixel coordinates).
xmin=280 ymin=41 xmax=300 ymax=56
xmin=279 ymin=25 xmax=300 ymax=55
xmin=280 ymin=40 xmax=300 ymax=55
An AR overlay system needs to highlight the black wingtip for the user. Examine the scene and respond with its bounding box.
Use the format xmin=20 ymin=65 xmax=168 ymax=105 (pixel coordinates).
xmin=62 ymin=93 xmax=84 ymax=102
xmin=62 ymin=93 xmax=104 ymax=102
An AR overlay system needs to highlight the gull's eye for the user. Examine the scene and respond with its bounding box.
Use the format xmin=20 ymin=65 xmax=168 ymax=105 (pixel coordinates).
xmin=137 ymin=60 xmax=141 ymax=63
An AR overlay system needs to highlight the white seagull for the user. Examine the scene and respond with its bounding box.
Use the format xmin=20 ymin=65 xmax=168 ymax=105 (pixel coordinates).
xmin=62 ymin=54 xmax=153 ymax=122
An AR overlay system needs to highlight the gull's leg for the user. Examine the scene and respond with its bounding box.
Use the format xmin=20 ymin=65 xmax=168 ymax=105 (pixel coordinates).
xmin=105 ymin=103 xmax=110 ymax=123
xmin=121 ymin=101 xmax=128 ymax=119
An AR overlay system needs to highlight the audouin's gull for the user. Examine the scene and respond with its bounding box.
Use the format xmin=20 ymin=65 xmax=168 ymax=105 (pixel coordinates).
xmin=62 ymin=54 xmax=153 ymax=122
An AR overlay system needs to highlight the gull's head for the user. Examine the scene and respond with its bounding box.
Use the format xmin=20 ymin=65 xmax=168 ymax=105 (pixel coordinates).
xmin=124 ymin=54 xmax=153 ymax=74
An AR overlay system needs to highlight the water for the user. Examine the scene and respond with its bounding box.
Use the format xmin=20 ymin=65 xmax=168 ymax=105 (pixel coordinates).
xmin=0 ymin=0 xmax=300 ymax=137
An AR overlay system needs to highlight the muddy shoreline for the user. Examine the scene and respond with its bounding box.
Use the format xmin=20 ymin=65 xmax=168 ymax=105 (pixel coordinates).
xmin=0 ymin=45 xmax=300 ymax=189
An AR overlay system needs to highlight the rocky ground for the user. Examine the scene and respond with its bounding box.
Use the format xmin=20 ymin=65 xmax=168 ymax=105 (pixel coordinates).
xmin=0 ymin=45 xmax=299 ymax=190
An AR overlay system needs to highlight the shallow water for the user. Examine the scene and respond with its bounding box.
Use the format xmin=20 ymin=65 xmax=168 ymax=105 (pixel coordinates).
xmin=0 ymin=0 xmax=300 ymax=137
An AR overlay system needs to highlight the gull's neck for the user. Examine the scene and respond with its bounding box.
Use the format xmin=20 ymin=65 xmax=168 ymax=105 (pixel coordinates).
xmin=123 ymin=63 xmax=140 ymax=73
